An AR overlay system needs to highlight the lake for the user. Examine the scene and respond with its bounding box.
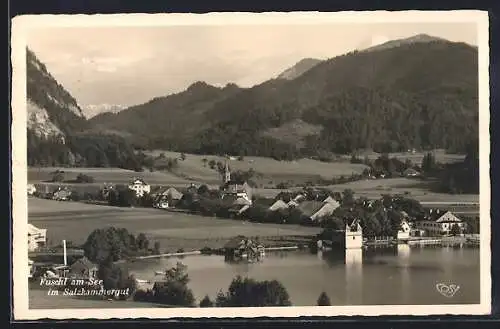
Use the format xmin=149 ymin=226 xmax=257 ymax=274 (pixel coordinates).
xmin=128 ymin=244 xmax=480 ymax=306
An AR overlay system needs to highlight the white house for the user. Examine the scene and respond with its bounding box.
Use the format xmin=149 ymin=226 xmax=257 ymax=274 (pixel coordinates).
xmin=28 ymin=223 xmax=47 ymax=251
xmin=345 ymin=220 xmax=363 ymax=249
xmin=27 ymin=184 xmax=36 ymax=196
xmin=415 ymin=210 xmax=465 ymax=236
xmin=128 ymin=178 xmax=151 ymax=197
xmin=397 ymin=220 xmax=411 ymax=241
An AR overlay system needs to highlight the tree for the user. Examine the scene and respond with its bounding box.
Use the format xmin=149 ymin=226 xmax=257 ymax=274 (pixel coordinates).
xmin=199 ymin=295 xmax=214 ymax=307
xmin=153 ymin=241 xmax=161 ymax=255
xmin=97 ymin=259 xmax=137 ymax=300
xmin=215 ymin=276 xmax=292 ymax=307
xmin=108 ymin=188 xmax=138 ymax=207
xmin=450 ymin=223 xmax=462 ymax=236
xmin=50 ymin=170 xmax=65 ymax=182
xmin=76 ymin=173 xmax=95 ymax=183
xmin=197 ymin=184 xmax=209 ymax=196
xmin=152 ymin=262 xmax=195 ymax=307
xmin=83 ymin=227 xmax=135 ymax=263
xmin=421 ymin=152 xmax=437 ymax=174
xmin=342 ymin=189 xmax=355 ymax=207
xmin=317 ymin=291 xmax=331 ymax=306
xmin=201 ymin=158 xmax=208 ymax=167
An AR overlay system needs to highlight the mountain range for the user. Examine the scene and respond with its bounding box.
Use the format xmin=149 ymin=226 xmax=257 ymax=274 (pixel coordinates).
xmin=26 ymin=33 xmax=479 ymax=167
xmin=83 ymin=104 xmax=127 ymax=118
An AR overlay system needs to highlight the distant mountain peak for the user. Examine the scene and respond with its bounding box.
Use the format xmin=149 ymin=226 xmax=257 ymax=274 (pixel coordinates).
xmin=361 ymin=33 xmax=449 ymax=52
xmin=187 ymin=81 xmax=217 ymax=91
xmin=83 ymin=104 xmax=126 ymax=118
xmin=277 ymin=58 xmax=322 ymax=80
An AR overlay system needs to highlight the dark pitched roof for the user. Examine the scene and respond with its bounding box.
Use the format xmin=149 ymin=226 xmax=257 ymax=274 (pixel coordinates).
xmin=298 ymin=201 xmax=324 ymax=217
xmin=428 ymin=209 xmax=448 ymax=221
xmin=70 ymin=256 xmax=97 ymax=271
xmin=224 ymin=235 xmax=247 ymax=249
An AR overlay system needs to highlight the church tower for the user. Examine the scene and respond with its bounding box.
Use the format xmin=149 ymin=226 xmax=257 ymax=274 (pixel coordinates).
xmin=224 ymin=161 xmax=231 ymax=184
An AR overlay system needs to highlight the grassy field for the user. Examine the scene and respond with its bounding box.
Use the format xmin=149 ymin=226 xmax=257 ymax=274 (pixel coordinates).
xmin=28 ymin=167 xmax=193 ymax=185
xmin=316 ymin=178 xmax=479 ymax=203
xmin=341 ymin=149 xmax=465 ymax=164
xmin=145 ymin=150 xmax=369 ymax=185
xmin=28 ymin=198 xmax=321 ymax=252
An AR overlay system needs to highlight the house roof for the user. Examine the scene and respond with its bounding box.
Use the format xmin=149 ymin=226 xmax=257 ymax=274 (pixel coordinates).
xmin=28 ymin=223 xmax=46 ymax=234
xmin=428 ymin=209 xmax=449 ymax=221
xmin=269 ymin=199 xmax=288 ymax=211
xmin=434 ymin=211 xmax=462 ymax=223
xmin=323 ymin=196 xmax=340 ymax=206
xmin=233 ymin=197 xmax=252 ymax=206
xmin=158 ymin=187 xmax=183 ymax=199
xmin=70 ymin=257 xmax=97 ymax=271
xmin=298 ymin=201 xmax=324 ymax=217
xmin=229 ymin=204 xmax=251 ymax=214
xmin=293 ymin=194 xmax=306 ymax=202
xmin=224 ymin=235 xmax=247 ymax=249
xmin=310 ymin=202 xmax=340 ymax=221
xmin=253 ymin=198 xmax=275 ymax=207
xmin=130 ymin=178 xmax=148 ymax=185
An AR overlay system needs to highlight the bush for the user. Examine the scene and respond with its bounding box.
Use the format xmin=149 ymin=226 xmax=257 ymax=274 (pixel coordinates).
xmin=83 ymin=227 xmax=152 ymax=263
xmin=133 ymin=289 xmax=154 ymax=302
xmin=200 ymin=247 xmax=213 ymax=255
xmin=152 ymin=262 xmax=195 ymax=307
xmin=97 ymin=260 xmax=136 ymax=300
xmin=50 ymin=170 xmax=65 ymax=182
xmin=215 ymin=275 xmax=292 ymax=307
xmin=153 ymin=241 xmax=161 ymax=255
xmin=199 ymin=295 xmax=214 ymax=307
xmin=76 ymin=173 xmax=95 ymax=183
xmin=317 ymin=291 xmax=331 ymax=306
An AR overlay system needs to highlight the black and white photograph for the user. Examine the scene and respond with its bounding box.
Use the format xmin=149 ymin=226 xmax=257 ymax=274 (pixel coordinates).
xmin=11 ymin=11 xmax=490 ymax=319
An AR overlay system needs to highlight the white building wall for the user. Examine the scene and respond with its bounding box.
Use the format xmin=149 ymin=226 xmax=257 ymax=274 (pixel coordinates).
xmin=345 ymin=224 xmax=363 ymax=249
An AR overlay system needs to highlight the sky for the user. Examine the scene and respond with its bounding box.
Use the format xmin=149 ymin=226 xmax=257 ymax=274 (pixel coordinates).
xmin=27 ymin=22 xmax=478 ymax=109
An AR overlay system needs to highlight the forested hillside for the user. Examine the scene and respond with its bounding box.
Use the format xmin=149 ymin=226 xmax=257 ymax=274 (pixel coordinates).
xmin=26 ymin=48 xmax=143 ymax=169
xmin=90 ymin=37 xmax=478 ymax=159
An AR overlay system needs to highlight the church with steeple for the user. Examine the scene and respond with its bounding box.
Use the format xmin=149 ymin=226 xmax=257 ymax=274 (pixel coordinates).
xmin=220 ymin=160 xmax=253 ymax=204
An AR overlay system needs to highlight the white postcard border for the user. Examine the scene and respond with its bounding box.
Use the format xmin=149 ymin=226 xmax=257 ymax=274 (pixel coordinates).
xmin=11 ymin=10 xmax=491 ymax=319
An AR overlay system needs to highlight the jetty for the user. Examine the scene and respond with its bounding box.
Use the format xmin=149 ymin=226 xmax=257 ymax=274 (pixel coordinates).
xmin=134 ymin=250 xmax=201 ymax=260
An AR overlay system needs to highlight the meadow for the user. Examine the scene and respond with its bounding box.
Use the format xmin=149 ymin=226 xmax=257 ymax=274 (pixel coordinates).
xmin=28 ymin=167 xmax=193 ymax=185
xmin=341 ymin=149 xmax=466 ymax=164
xmin=28 ymin=198 xmax=322 ymax=252
xmin=145 ymin=150 xmax=369 ymax=185
xmin=317 ymin=177 xmax=479 ymax=204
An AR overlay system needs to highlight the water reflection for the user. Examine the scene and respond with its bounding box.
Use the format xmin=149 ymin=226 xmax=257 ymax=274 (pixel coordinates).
xmin=127 ymin=244 xmax=479 ymax=306
xmin=345 ymin=249 xmax=363 ymax=304
xmin=398 ymin=244 xmax=411 ymax=303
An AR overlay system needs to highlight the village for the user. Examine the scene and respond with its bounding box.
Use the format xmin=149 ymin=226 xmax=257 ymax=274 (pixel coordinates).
xmin=27 ymin=157 xmax=480 ymax=290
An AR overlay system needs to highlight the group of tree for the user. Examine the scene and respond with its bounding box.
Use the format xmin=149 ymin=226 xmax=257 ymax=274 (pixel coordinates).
xmin=97 ymin=258 xmax=137 ymax=300
xmin=107 ymin=189 xmax=154 ymax=207
xmin=213 ymin=276 xmax=292 ymax=307
xmin=83 ymin=227 xmax=160 ymax=263
xmin=437 ymin=140 xmax=479 ymax=194
xmin=175 ymin=184 xmax=423 ymax=238
xmin=134 ymin=262 xmax=196 ymax=306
